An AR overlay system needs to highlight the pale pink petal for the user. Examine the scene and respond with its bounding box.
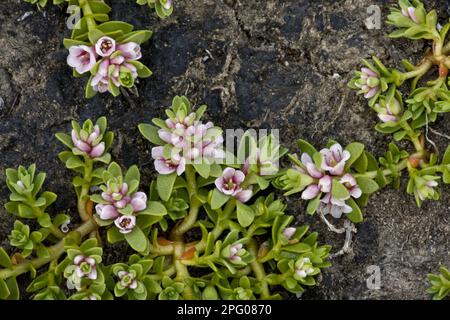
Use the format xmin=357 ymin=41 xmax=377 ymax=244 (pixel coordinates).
xmin=350 ymin=187 xmax=362 ymax=199
xmin=155 ymin=159 xmax=176 ymax=174
xmin=222 ymin=168 xmax=236 ymax=180
xmin=361 ymin=68 xmax=376 ymax=77
xmin=176 ymin=157 xmax=186 ymax=176
xmin=235 ymin=189 xmax=253 ymax=203
xmin=301 ymin=184 xmax=320 ymax=200
xmin=306 ymin=163 xmax=323 ymax=179
xmin=151 ymin=146 xmax=164 ymax=159
xmin=131 ymin=192 xmax=147 ymax=212
xmin=129 ymin=280 xmax=138 ymax=289
xmin=74 ymin=255 xmax=84 ymax=265
xmin=318 ymin=175 xmax=332 ymax=193
xmin=378 ymin=114 xmax=398 ymax=123
xmin=76 ymin=266 xmax=84 ymax=278
xmin=96 ymin=204 xmax=119 ymax=220
xmin=233 ymin=170 xmax=246 ymax=184
xmin=158 ymin=130 xmax=172 ymax=144
xmin=329 ymin=161 xmax=346 ymax=176
xmin=364 ymin=87 xmax=379 ymax=99
xmin=89 ymin=142 xmax=105 ymax=158
xmin=71 ymin=130 xmax=80 ymax=145
xmin=300 ymin=153 xmax=312 ymax=165
xmin=88 ymin=268 xmax=97 ymax=280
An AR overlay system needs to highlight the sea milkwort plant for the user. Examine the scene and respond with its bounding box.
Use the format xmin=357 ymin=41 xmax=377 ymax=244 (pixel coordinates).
xmin=347 ymin=0 xmax=450 ymax=299
xmin=21 ymin=0 xmax=173 ymax=98
xmin=0 ymin=96 xmax=332 ymax=300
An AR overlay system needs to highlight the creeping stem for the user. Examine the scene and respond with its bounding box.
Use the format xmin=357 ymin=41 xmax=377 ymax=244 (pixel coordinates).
xmin=170 ymin=165 xmax=200 ymax=241
xmin=355 ymin=158 xmax=408 ymax=180
xmin=79 ymin=0 xmax=97 ymax=30
xmin=78 ymin=158 xmax=93 ymax=222
xmin=248 ymin=239 xmax=270 ymax=299
xmin=400 ymin=59 xmax=433 ymax=82
xmin=173 ymin=243 xmax=194 ymax=299
xmin=0 ymin=219 xmax=97 ymax=280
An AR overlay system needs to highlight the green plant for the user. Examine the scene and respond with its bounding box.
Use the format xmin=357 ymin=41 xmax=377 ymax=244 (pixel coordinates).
xmin=427 ymin=266 xmax=450 ymax=300
xmin=347 ymin=0 xmax=450 ymax=299
xmin=0 ymin=96 xmax=331 ymax=300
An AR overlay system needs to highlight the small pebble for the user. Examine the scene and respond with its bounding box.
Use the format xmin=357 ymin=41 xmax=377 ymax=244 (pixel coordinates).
xmin=28 ymin=67 xmax=35 ymax=78
xmin=17 ymin=11 xmax=33 ymax=22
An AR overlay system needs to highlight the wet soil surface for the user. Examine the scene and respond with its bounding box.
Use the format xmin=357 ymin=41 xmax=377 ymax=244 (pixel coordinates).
xmin=0 ymin=0 xmax=449 ymax=299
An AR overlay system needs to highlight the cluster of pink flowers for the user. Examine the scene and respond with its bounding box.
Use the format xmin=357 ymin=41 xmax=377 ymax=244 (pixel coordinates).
xmin=73 ymin=255 xmax=97 ymax=280
xmin=67 ymin=36 xmax=142 ymax=93
xmin=215 ymin=167 xmax=253 ymax=203
xmin=297 ymin=143 xmax=362 ymax=219
xmin=151 ymin=112 xmax=224 ymax=175
xmin=95 ymin=182 xmax=147 ymax=234
xmin=71 ymin=124 xmax=105 ymax=159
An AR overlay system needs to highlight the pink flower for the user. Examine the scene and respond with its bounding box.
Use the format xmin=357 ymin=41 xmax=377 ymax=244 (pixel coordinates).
xmin=215 ymin=168 xmax=253 ymax=203
xmin=319 ymin=193 xmax=352 ymax=219
xmin=95 ymin=204 xmax=119 ymax=220
xmin=117 ymin=42 xmax=142 ymax=61
xmin=299 ymin=153 xmax=332 ymax=200
xmin=114 ymin=215 xmax=136 ymax=234
xmin=282 ymin=227 xmax=296 ymax=240
xmin=67 ymin=45 xmax=97 ymax=74
xmin=118 ymin=271 xmax=138 ymax=289
xmin=71 ymin=125 xmax=106 ymax=159
xmin=340 ymin=174 xmax=362 ymax=199
xmin=74 ymin=255 xmax=97 ymax=280
xmin=100 ymin=182 xmax=134 ymax=210
xmin=151 ymin=146 xmax=186 ymax=175
xmin=229 ymin=243 xmax=243 ymax=262
xmin=401 ymin=7 xmax=419 ymax=23
xmin=95 ymin=36 xmax=116 ymax=57
xmin=131 ymin=192 xmax=147 ymax=212
xmin=354 ymin=67 xmax=381 ymax=99
xmin=375 ymin=98 xmax=402 ymax=123
xmin=320 ymin=143 xmax=350 ymax=176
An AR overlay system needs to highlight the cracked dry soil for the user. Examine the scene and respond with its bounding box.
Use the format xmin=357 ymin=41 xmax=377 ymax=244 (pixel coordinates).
xmin=0 ymin=0 xmax=450 ymax=299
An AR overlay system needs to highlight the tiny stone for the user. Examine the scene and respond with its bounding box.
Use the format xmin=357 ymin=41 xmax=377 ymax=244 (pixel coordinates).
xmin=284 ymin=61 xmax=289 ymax=67
xmin=332 ymin=73 xmax=341 ymax=79
xmin=28 ymin=67 xmax=35 ymax=78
